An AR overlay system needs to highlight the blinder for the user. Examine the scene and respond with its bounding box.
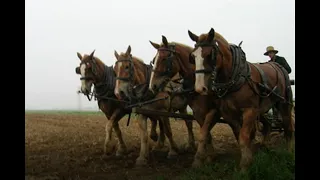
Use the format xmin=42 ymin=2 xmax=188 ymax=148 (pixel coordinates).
xmin=75 ymin=67 xmax=80 ymax=74
xmin=193 ymin=41 xmax=219 ymax=74
xmin=153 ymin=44 xmax=176 ymax=77
xmin=78 ymin=57 xmax=98 ymax=81
xmin=115 ymin=55 xmax=134 ymax=82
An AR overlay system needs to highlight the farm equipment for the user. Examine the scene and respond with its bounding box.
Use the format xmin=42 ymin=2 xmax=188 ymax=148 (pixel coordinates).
xmin=128 ymin=79 xmax=295 ymax=132
xmin=78 ymin=79 xmax=295 ymax=133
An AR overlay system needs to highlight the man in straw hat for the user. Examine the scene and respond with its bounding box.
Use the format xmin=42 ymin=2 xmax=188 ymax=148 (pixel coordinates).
xmin=264 ymin=46 xmax=294 ymax=128
xmin=264 ymin=46 xmax=291 ymax=74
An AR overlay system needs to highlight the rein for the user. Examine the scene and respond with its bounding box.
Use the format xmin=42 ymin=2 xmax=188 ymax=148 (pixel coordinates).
xmin=79 ymin=58 xmax=129 ymax=103
xmin=115 ymin=56 xmax=153 ymax=103
xmin=151 ymin=44 xmax=191 ymax=94
xmin=77 ymin=55 xmax=134 ymax=126
xmin=193 ymin=41 xmax=250 ymax=98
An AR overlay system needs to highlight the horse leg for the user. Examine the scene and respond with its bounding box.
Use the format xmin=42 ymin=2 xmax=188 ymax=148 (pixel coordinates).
xmin=161 ymin=117 xmax=179 ymax=159
xmin=204 ymin=117 xmax=217 ymax=164
xmin=259 ymin=115 xmax=272 ymax=147
xmin=192 ymin=109 xmax=216 ymax=168
xmin=136 ymin=114 xmax=149 ymax=166
xmin=113 ymin=114 xmax=127 ymax=157
xmin=152 ymin=117 xmax=165 ymax=151
xmin=238 ymin=108 xmax=258 ymax=171
xmin=104 ymin=109 xmax=120 ymax=154
xmin=279 ymin=103 xmax=295 ymax=152
xmin=149 ymin=119 xmax=159 ymax=142
xmin=180 ymin=108 xmax=196 ymax=152
xmin=193 ymin=111 xmax=215 ymax=163
xmin=228 ymin=118 xmax=241 ymax=143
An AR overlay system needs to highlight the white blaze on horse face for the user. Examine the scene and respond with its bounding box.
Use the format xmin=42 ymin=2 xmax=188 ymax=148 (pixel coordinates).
xmin=114 ymin=62 xmax=122 ymax=96
xmin=192 ymin=47 xmax=206 ymax=93
xmin=80 ymin=63 xmax=87 ymax=92
xmin=149 ymin=52 xmax=159 ymax=91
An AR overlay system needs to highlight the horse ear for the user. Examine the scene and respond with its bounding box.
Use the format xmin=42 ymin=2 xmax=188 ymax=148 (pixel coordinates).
xmin=75 ymin=67 xmax=80 ymax=74
xmin=89 ymin=50 xmax=95 ymax=59
xmin=126 ymin=45 xmax=131 ymax=56
xmin=114 ymin=50 xmax=119 ymax=60
xmin=149 ymin=41 xmax=160 ymax=49
xmin=207 ymin=28 xmax=215 ymax=42
xmin=77 ymin=52 xmax=82 ymax=61
xmin=188 ymin=30 xmax=199 ymax=42
xmin=162 ymin=35 xmax=169 ymax=47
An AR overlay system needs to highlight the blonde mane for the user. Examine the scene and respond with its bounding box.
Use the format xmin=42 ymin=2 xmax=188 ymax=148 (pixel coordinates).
xmin=82 ymin=54 xmax=105 ymax=65
xmin=170 ymin=41 xmax=194 ymax=51
xmin=119 ymin=52 xmax=145 ymax=64
xmin=132 ymin=56 xmax=145 ymax=64
xmin=198 ymin=32 xmax=230 ymax=48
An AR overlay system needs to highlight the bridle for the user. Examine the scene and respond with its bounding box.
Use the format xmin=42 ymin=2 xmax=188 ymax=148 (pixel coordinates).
xmin=79 ymin=58 xmax=98 ymax=81
xmin=114 ymin=55 xmax=135 ymax=82
xmin=192 ymin=41 xmax=250 ymax=98
xmin=191 ymin=40 xmax=225 ymax=92
xmin=114 ymin=55 xmax=150 ymax=102
xmin=151 ymin=44 xmax=183 ymax=92
xmin=152 ymin=44 xmax=176 ymax=77
xmin=192 ymin=41 xmax=223 ymax=77
xmin=76 ymin=57 xmax=107 ymax=101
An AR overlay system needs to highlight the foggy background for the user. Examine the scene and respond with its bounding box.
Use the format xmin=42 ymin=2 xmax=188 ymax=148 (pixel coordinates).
xmin=25 ymin=0 xmax=295 ymax=110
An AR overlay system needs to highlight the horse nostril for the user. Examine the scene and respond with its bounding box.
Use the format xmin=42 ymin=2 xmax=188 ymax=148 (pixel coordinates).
xmin=152 ymin=84 xmax=157 ymax=90
xmin=202 ymin=87 xmax=208 ymax=92
xmin=120 ymin=90 xmax=126 ymax=97
xmin=82 ymin=89 xmax=89 ymax=95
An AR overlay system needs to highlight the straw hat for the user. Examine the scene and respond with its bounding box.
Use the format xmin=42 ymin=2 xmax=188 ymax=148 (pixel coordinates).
xmin=264 ymin=46 xmax=278 ymax=56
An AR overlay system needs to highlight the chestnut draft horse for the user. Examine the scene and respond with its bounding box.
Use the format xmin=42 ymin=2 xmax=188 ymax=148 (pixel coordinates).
xmin=75 ymin=50 xmax=161 ymax=158
xmin=188 ymin=28 xmax=295 ymax=170
xmin=148 ymin=35 xmax=233 ymax=166
xmin=113 ymin=45 xmax=196 ymax=166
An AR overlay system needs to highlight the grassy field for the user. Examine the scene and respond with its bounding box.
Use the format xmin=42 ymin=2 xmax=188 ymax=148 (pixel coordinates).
xmin=25 ymin=111 xmax=295 ymax=180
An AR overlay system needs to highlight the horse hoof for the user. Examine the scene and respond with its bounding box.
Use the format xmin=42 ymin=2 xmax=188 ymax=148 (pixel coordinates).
xmin=152 ymin=145 xmax=164 ymax=151
xmin=185 ymin=144 xmax=197 ymax=153
xmin=116 ymin=150 xmax=126 ymax=157
xmin=150 ymin=134 xmax=158 ymax=142
xmin=104 ymin=148 xmax=113 ymax=156
xmin=167 ymin=151 xmax=178 ymax=159
xmin=205 ymin=156 xmax=214 ymax=164
xmin=240 ymin=166 xmax=248 ymax=173
xmin=135 ymin=157 xmax=148 ymax=167
xmin=192 ymin=159 xmax=203 ymax=168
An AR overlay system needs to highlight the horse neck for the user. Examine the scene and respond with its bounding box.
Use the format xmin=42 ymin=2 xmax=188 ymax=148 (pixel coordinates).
xmin=175 ymin=45 xmax=195 ymax=80
xmin=215 ymin=37 xmax=233 ymax=81
xmin=132 ymin=59 xmax=147 ymax=85
xmin=93 ymin=60 xmax=107 ymax=84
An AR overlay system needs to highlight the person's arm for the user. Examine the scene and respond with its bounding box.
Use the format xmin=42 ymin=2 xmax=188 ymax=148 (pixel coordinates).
xmin=278 ymin=56 xmax=292 ymax=74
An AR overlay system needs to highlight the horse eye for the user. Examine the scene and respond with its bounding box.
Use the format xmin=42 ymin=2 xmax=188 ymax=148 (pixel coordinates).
xmin=125 ymin=65 xmax=129 ymax=69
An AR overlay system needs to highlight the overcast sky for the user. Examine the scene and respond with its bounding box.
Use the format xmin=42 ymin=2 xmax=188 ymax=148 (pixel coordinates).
xmin=25 ymin=0 xmax=295 ymax=110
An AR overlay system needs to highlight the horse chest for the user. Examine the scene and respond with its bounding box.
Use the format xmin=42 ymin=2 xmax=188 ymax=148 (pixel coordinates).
xmin=219 ymin=99 xmax=238 ymax=115
xmin=218 ymin=92 xmax=258 ymax=114
xmin=98 ymin=101 xmax=117 ymax=117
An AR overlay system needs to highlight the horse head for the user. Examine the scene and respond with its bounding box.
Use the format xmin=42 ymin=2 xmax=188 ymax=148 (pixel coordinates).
xmin=149 ymin=35 xmax=194 ymax=93
xmin=75 ymin=50 xmax=105 ymax=95
xmin=188 ymin=28 xmax=232 ymax=95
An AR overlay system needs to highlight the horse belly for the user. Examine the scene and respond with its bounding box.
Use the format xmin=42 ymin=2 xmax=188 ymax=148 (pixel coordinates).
xmin=98 ymin=100 xmax=120 ymax=118
xmin=253 ymin=64 xmax=287 ymax=95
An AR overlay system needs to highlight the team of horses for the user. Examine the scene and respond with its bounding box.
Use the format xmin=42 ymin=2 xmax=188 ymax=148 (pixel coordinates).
xmin=75 ymin=27 xmax=295 ymax=171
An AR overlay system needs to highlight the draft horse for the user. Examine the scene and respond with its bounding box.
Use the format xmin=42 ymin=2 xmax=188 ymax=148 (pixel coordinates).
xmin=187 ymin=28 xmax=295 ymax=170
xmin=148 ymin=36 xmax=234 ymax=166
xmin=75 ymin=50 xmax=161 ymax=158
xmin=113 ymin=45 xmax=196 ymax=166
